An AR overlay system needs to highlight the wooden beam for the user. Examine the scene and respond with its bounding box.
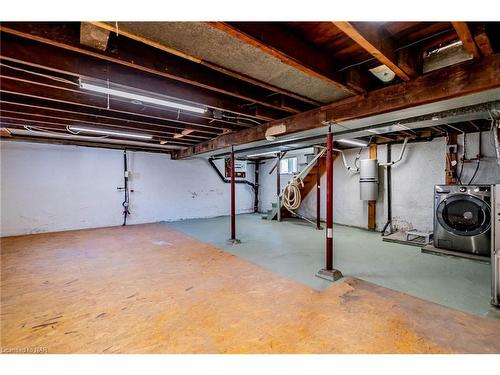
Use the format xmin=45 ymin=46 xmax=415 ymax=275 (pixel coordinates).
xmin=0 ymin=134 xmax=174 ymax=154
xmin=0 ymin=27 xmax=290 ymax=120
xmin=473 ymin=24 xmax=494 ymax=57
xmin=208 ymin=22 xmax=361 ymax=94
xmin=80 ymin=22 xmax=110 ymax=51
xmin=397 ymin=48 xmax=421 ymax=79
xmin=175 ymin=54 xmax=500 ymax=159
xmin=452 ymin=22 xmax=480 ymax=59
xmin=333 ymin=22 xmax=411 ymax=81
xmin=368 ymin=144 xmax=377 ymax=231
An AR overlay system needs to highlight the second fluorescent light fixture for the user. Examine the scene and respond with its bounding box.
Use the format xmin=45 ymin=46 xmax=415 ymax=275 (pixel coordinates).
xmin=80 ymin=81 xmax=206 ymax=114
xmin=69 ymin=126 xmax=153 ymax=140
xmin=337 ymin=139 xmax=368 ymax=147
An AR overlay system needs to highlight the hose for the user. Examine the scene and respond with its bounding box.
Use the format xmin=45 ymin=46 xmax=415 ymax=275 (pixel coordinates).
xmin=282 ymin=177 xmax=303 ymax=211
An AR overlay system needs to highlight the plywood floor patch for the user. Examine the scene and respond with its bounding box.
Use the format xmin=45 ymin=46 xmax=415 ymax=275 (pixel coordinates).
xmin=1 ymin=223 xmax=499 ymax=353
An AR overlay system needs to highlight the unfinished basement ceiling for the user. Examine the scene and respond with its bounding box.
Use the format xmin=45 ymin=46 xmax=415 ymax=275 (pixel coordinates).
xmin=209 ymin=88 xmax=500 ymax=158
xmin=104 ymin=22 xmax=352 ymax=103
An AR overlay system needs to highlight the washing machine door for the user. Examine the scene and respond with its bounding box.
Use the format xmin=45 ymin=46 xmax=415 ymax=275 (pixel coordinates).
xmin=436 ymin=194 xmax=491 ymax=236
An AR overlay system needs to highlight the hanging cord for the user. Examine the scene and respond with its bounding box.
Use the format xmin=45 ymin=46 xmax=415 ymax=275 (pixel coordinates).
xmin=281 ymin=148 xmax=326 ymax=213
xmin=282 ymin=177 xmax=303 ymax=211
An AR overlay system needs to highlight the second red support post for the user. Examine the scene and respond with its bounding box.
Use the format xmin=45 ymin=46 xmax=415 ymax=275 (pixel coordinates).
xmin=316 ymin=130 xmax=342 ymax=281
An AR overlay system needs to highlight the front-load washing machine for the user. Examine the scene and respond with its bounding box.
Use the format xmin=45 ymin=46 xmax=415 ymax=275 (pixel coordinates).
xmin=434 ymin=185 xmax=491 ymax=255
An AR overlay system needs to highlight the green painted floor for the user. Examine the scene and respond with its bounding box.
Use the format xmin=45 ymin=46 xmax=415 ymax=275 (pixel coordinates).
xmin=167 ymin=213 xmax=500 ymax=320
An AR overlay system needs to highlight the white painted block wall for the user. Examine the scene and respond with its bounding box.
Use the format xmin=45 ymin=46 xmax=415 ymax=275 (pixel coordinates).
xmin=0 ymin=141 xmax=255 ymax=236
xmin=259 ymin=132 xmax=500 ymax=232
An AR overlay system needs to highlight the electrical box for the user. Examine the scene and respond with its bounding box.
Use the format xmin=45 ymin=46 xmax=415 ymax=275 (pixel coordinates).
xmin=359 ymin=159 xmax=379 ymax=200
xmin=225 ymin=158 xmax=247 ymax=178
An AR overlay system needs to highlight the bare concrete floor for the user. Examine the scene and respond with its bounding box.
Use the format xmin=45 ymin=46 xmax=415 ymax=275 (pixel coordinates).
xmin=168 ymin=213 xmax=500 ymax=320
xmin=2 ymin=223 xmax=500 ymax=353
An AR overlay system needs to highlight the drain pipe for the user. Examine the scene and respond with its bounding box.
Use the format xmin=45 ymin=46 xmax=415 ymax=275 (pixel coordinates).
xmin=208 ymin=157 xmax=256 ymax=190
xmin=116 ymin=150 xmax=131 ymax=226
xmin=381 ymin=144 xmax=393 ymax=236
xmin=208 ymin=156 xmax=258 ymax=214
xmin=254 ymin=160 xmax=260 ymax=213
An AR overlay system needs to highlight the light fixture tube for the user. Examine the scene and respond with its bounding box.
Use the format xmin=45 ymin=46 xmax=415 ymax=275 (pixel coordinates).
xmin=337 ymin=139 xmax=368 ymax=147
xmin=69 ymin=126 xmax=153 ymax=140
xmin=247 ymin=150 xmax=280 ymax=158
xmin=80 ymin=82 xmax=206 ymax=114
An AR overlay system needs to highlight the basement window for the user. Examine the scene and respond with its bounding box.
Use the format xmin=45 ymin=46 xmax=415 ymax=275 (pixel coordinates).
xmin=280 ymin=157 xmax=298 ymax=174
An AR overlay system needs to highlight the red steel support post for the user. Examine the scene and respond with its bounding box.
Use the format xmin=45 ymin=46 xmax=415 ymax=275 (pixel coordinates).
xmin=316 ymin=130 xmax=342 ymax=281
xmin=316 ymin=149 xmax=321 ymax=230
xmin=325 ymin=132 xmax=333 ymax=270
xmin=230 ymin=147 xmax=236 ymax=241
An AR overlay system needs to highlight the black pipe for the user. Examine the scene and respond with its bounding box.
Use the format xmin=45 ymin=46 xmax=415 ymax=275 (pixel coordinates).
xmin=381 ymin=144 xmax=392 ymax=236
xmin=208 ymin=157 xmax=256 ymax=189
xmin=254 ymin=160 xmax=260 ymax=213
xmin=122 ymin=150 xmax=130 ymax=226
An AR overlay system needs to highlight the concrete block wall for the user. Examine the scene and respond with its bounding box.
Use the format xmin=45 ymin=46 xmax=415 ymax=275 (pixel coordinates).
xmin=258 ymin=131 xmax=500 ymax=232
xmin=0 ymin=141 xmax=255 ymax=236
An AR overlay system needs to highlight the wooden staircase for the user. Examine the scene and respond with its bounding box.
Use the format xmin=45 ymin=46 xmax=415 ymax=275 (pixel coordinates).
xmin=262 ymin=152 xmax=334 ymax=221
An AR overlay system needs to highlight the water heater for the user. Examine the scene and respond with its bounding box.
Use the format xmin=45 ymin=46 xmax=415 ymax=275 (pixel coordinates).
xmin=359 ymin=159 xmax=379 ymax=200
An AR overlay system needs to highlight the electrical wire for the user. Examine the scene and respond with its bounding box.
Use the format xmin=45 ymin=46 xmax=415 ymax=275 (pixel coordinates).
xmin=467 ymin=159 xmax=481 ymax=185
xmin=221 ymin=114 xmax=262 ymax=126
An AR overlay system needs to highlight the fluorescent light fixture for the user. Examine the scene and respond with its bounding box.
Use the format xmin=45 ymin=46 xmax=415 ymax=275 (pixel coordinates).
xmin=337 ymin=139 xmax=368 ymax=147
xmin=80 ymin=82 xmax=206 ymax=114
xmin=247 ymin=150 xmax=280 ymax=158
xmin=68 ymin=126 xmax=153 ymax=140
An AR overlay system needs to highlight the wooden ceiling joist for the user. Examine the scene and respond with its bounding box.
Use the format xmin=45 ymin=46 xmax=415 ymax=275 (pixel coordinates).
xmin=0 ymin=92 xmax=241 ymax=133
xmin=0 ymin=109 xmax=212 ymax=141
xmin=0 ymin=27 xmax=291 ymax=121
xmin=174 ymin=54 xmax=500 ymax=159
xmin=473 ymin=24 xmax=494 ymax=57
xmin=208 ymin=22 xmax=362 ymax=94
xmin=451 ymin=22 xmax=481 ymax=59
xmin=0 ymin=23 xmax=315 ymax=115
xmin=332 ymin=22 xmax=412 ymax=81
